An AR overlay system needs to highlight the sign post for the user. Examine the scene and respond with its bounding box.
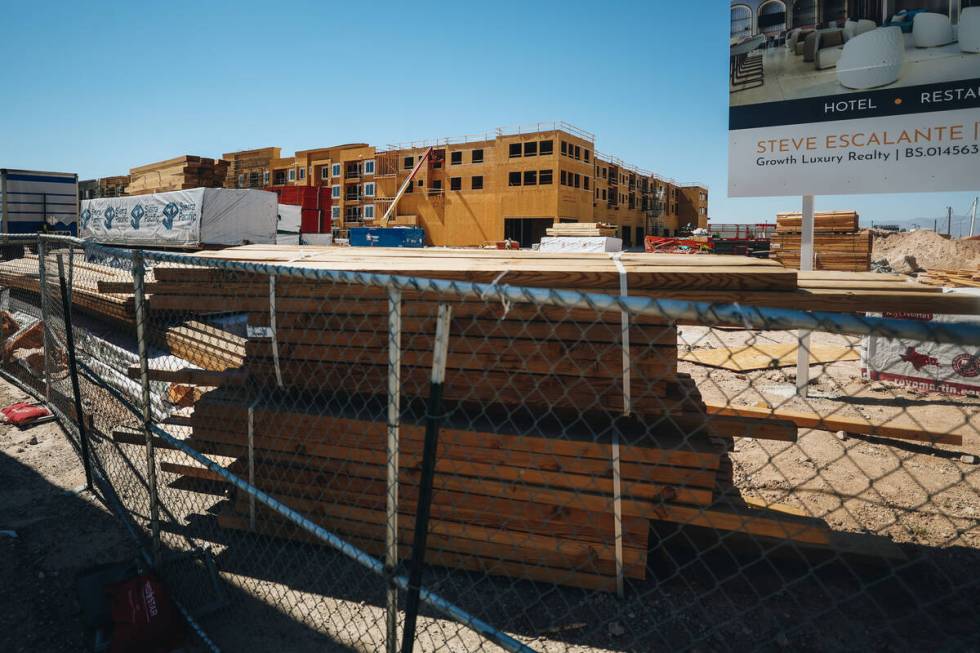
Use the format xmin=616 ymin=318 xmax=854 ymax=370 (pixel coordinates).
xmin=729 ymin=3 xmax=980 ymax=400
xmin=796 ymin=195 xmax=814 ymax=396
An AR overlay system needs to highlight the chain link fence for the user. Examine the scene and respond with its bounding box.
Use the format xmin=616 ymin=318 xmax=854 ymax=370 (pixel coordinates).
xmin=1 ymin=233 xmax=977 ymax=652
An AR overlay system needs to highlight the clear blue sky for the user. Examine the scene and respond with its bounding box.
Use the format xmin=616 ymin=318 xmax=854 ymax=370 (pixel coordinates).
xmin=1 ymin=0 xmax=976 ymax=226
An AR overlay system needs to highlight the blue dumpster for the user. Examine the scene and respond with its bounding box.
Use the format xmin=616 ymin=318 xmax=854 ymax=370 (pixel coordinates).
xmin=348 ymin=227 xmax=424 ymax=248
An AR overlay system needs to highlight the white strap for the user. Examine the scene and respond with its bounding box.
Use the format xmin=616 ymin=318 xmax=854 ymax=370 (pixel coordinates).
xmin=612 ymin=432 xmax=624 ymax=598
xmin=608 ymin=253 xmax=631 ymax=416
xmin=486 ymin=270 xmax=512 ymax=317
xmin=247 ymin=399 xmax=258 ymax=531
xmin=269 ymin=276 xmax=283 ymax=388
xmin=607 ymin=253 xmax=629 ymax=598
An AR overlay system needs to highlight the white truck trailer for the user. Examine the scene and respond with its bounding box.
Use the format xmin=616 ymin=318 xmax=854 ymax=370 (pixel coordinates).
xmin=0 ymin=169 xmax=79 ymax=234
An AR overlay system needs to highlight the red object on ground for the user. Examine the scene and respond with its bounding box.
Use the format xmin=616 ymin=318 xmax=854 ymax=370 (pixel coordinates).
xmin=0 ymin=401 xmax=51 ymax=426
xmin=265 ymin=185 xmax=332 ymax=233
xmin=107 ymin=574 xmax=184 ymax=653
xmin=644 ymin=236 xmax=713 ymax=254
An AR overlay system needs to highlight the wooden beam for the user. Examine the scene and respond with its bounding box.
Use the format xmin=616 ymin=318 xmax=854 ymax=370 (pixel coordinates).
xmin=703 ymin=402 xmax=963 ymax=446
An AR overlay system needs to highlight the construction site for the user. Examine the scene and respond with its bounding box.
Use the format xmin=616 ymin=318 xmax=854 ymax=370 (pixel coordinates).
xmin=0 ymin=202 xmax=976 ymax=650
xmin=76 ymin=122 xmax=709 ymax=249
xmin=2 ymin=2 xmax=980 ymax=651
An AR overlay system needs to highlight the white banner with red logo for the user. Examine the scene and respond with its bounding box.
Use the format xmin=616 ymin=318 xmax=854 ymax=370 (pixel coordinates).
xmin=861 ymin=290 xmax=980 ymax=395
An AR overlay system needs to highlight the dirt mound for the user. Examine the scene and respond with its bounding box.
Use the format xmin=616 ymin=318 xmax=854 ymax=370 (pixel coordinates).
xmin=871 ymin=230 xmax=980 ymax=274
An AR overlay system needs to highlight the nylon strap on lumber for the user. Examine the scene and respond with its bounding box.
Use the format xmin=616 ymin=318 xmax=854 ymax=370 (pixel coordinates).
xmin=607 ymin=252 xmax=628 ymax=598
xmin=248 ymin=398 xmax=259 ymax=531
xmin=269 ymin=276 xmax=283 ymax=388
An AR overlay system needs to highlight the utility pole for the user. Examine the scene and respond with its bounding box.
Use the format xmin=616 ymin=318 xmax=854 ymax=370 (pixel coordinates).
xmin=970 ymin=197 xmax=977 ymax=238
xmin=947 ymin=206 xmax=952 ymax=237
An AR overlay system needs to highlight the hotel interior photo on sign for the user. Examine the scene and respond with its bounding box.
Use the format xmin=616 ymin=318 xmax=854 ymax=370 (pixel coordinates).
xmin=729 ymin=0 xmax=980 ymax=197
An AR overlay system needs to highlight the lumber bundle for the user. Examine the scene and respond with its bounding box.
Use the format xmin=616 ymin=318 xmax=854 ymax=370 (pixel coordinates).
xmin=126 ymin=155 xmax=229 ymax=195
xmin=150 ymin=320 xmax=245 ymax=371
xmin=770 ymin=231 xmax=872 ymax=272
xmin=0 ymin=253 xmax=137 ymax=323
xmin=776 ymin=210 xmax=859 ymax=233
xmin=80 ymin=175 xmax=130 ymax=198
xmin=163 ymin=388 xmax=822 ymax=592
xmin=546 ymin=222 xmax=619 ymax=238
xmin=120 ymin=246 xmax=853 ymax=589
xmin=147 ymin=267 xmax=682 ymax=413
xmin=917 ymin=268 xmax=980 ymax=288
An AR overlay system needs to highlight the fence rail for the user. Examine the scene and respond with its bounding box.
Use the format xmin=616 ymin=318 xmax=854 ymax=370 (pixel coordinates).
xmin=0 ymin=233 xmax=977 ymax=652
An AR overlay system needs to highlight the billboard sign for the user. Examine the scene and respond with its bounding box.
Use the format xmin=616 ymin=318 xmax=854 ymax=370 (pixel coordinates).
xmin=729 ymin=2 xmax=980 ymax=197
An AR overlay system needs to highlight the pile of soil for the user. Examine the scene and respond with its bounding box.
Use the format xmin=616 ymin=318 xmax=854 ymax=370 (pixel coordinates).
xmin=872 ymin=230 xmax=980 ymax=274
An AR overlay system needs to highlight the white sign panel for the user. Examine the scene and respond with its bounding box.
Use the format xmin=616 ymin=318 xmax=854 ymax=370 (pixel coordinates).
xmin=861 ymin=290 xmax=980 ymax=396
xmin=81 ymin=189 xmax=204 ymax=247
xmin=729 ymin=2 xmax=980 ymax=197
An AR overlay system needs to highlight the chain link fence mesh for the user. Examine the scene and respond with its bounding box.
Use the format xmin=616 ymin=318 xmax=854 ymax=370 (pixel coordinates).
xmin=0 ymin=234 xmax=977 ymax=652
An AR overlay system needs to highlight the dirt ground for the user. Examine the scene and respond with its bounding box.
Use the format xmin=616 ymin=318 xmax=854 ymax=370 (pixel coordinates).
xmin=2 ymin=325 xmax=979 ymax=652
xmin=679 ymin=326 xmax=980 ymax=550
xmin=0 ymin=380 xmax=132 ymax=652
xmin=872 ymin=229 xmax=980 ymax=273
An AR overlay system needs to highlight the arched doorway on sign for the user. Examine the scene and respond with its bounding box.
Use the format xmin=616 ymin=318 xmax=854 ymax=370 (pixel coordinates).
xmin=731 ymin=3 xmax=754 ymax=38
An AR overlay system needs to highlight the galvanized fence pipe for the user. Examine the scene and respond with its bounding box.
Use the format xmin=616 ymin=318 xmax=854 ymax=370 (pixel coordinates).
xmin=56 ymin=253 xmax=93 ymax=490
xmin=132 ymin=249 xmax=161 ymax=564
xmin=386 ymin=285 xmax=402 ymax=653
xmin=147 ymin=422 xmax=535 ymax=653
xmin=80 ymin=241 xmax=980 ymax=346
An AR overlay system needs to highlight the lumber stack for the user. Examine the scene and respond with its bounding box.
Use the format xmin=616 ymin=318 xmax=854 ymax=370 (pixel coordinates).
xmin=917 ymin=267 xmax=980 ymax=288
xmin=546 ymin=222 xmax=619 ymax=237
xmin=126 ymin=156 xmax=230 ymax=195
xmin=775 ymin=210 xmax=859 ymax=234
xmin=0 ymin=253 xmax=137 ymax=323
xmin=165 ymin=388 xmax=825 ymax=592
xmin=80 ymin=175 xmax=130 ymax=198
xmin=771 ymin=211 xmax=871 ymax=272
xmin=116 ymin=246 xmax=851 ymax=590
xmin=150 ymin=319 xmax=245 ymax=371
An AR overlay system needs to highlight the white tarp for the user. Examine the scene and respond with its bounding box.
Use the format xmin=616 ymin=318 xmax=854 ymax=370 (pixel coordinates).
xmin=861 ymin=289 xmax=980 ymax=395
xmin=80 ymin=188 xmax=277 ymax=247
xmin=277 ymin=204 xmax=301 ymax=234
xmin=537 ymin=236 xmax=623 ymax=253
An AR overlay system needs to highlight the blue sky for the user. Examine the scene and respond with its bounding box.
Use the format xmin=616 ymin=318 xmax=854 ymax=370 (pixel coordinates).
xmin=1 ymin=0 xmax=976 ymax=227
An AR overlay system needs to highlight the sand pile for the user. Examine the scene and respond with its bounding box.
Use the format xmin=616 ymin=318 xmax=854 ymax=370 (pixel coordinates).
xmin=872 ymin=230 xmax=980 ymax=274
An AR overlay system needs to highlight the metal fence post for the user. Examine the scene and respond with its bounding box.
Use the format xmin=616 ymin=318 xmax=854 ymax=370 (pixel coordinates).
xmin=401 ymin=304 xmax=452 ymax=653
xmin=132 ymin=249 xmax=161 ymax=564
xmin=386 ymin=285 xmax=402 ymax=653
xmin=56 ymin=253 xmax=93 ymax=491
xmin=36 ymin=238 xmax=53 ymax=402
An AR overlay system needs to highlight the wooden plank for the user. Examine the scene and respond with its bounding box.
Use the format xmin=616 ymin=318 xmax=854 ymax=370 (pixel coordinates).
xmin=703 ymin=402 xmax=963 ymax=445
xmin=217 ymin=512 xmax=622 ymax=592
xmin=125 ymin=367 xmax=246 ymax=386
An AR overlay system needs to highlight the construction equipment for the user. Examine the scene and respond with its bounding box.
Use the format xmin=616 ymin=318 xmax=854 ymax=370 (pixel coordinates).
xmin=644 ymin=236 xmax=712 ymax=254
xmin=382 ymin=147 xmax=433 ymax=227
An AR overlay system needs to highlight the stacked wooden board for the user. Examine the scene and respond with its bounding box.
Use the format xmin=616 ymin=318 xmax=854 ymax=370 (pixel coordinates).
xmin=126 ymin=156 xmax=230 ymax=195
xmin=14 ymin=245 xmax=969 ymax=590
xmin=917 ymin=267 xmax=980 ymax=288
xmin=80 ymin=175 xmax=130 ymax=198
xmin=775 ymin=211 xmax=858 ymax=234
xmin=0 ymin=255 xmax=245 ymax=371
xmin=0 ymin=253 xmax=137 ymax=323
xmin=104 ymin=246 xmax=865 ymax=590
xmin=165 ymin=389 xmax=833 ymax=592
xmin=771 ymin=211 xmax=871 ymax=272
xmin=546 ymin=222 xmax=619 ymax=237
